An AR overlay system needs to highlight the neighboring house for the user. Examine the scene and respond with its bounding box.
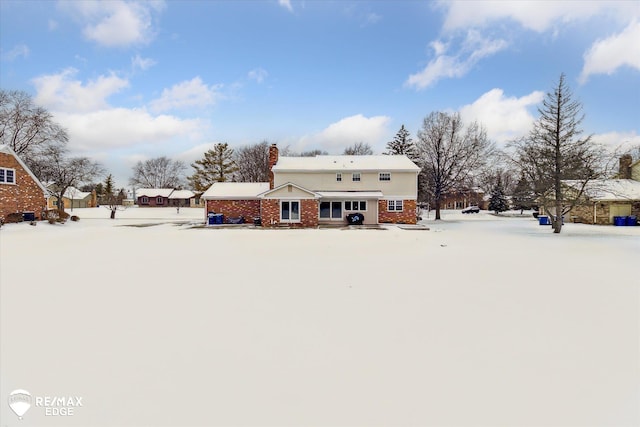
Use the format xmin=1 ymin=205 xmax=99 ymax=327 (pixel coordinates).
xmin=439 ymin=188 xmax=488 ymax=210
xmin=550 ymin=155 xmax=640 ymax=225
xmin=0 ymin=144 xmax=48 ymax=221
xmin=202 ymin=144 xmax=420 ymax=227
xmin=136 ymin=189 xmax=175 ymax=206
xmin=168 ymin=190 xmax=195 ymax=207
xmin=190 ymin=192 xmax=206 ymax=208
xmin=47 ymin=186 xmax=96 ymax=209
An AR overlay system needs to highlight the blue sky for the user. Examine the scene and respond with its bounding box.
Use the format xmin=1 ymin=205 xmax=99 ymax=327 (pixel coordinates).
xmin=1 ymin=0 xmax=639 ymax=187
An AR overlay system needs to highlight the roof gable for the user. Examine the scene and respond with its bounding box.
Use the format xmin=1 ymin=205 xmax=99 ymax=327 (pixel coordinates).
xmin=260 ymin=182 xmax=319 ymax=199
xmin=0 ymin=144 xmax=48 ymax=196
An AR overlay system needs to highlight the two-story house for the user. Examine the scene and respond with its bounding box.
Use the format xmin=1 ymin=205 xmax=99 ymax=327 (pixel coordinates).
xmin=202 ymin=144 xmax=420 ymax=227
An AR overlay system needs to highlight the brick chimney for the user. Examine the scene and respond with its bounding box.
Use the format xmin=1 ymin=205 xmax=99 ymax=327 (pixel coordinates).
xmin=619 ymin=154 xmax=632 ymax=179
xmin=268 ymin=143 xmax=279 ymax=189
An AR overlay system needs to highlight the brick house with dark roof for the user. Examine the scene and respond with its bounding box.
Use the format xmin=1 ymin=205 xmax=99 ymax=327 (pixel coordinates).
xmin=0 ymin=145 xmax=48 ymax=222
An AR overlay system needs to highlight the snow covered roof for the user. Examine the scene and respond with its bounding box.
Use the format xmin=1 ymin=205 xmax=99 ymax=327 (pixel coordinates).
xmin=563 ymin=179 xmax=640 ymax=201
xmin=272 ymin=155 xmax=420 ymax=172
xmin=136 ymin=188 xmax=175 ymax=198
xmin=63 ymin=186 xmax=91 ymax=200
xmin=202 ymin=182 xmax=270 ymax=200
xmin=0 ymin=144 xmax=48 ymax=196
xmin=169 ymin=190 xmax=195 ymax=199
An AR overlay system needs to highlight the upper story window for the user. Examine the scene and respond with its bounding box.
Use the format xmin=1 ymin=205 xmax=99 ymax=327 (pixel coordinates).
xmin=0 ymin=167 xmax=16 ymax=184
xmin=336 ymin=173 xmax=342 ymax=182
xmin=352 ymin=173 xmax=361 ymax=182
xmin=379 ymin=172 xmax=391 ymax=181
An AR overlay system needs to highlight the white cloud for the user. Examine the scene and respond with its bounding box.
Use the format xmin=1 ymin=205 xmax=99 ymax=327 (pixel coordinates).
xmin=406 ymin=31 xmax=508 ymax=90
xmin=60 ymin=0 xmax=165 ymax=47
xmin=131 ymin=54 xmax=157 ymax=72
xmin=32 ymin=68 xmax=129 ymax=113
xmin=459 ymin=88 xmax=544 ymax=144
xmin=278 ymin=0 xmax=293 ymax=13
xmin=579 ymin=20 xmax=640 ymax=83
xmin=55 ymin=109 xmax=205 ymax=151
xmin=149 ymin=77 xmax=221 ymax=113
xmin=248 ymin=68 xmax=268 ymax=83
xmin=439 ymin=0 xmax=636 ymax=33
xmin=592 ymin=130 xmax=640 ymax=150
xmin=298 ymin=114 xmax=391 ymax=153
xmin=2 ymin=44 xmax=30 ymax=61
xmin=363 ymin=12 xmax=381 ymax=27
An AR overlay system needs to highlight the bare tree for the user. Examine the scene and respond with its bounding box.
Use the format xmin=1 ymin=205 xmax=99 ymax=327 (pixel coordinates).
xmin=0 ymin=90 xmax=68 ymax=168
xmin=509 ymin=73 xmax=605 ymax=233
xmin=40 ymin=145 xmax=104 ymax=212
xmin=234 ymin=141 xmax=270 ymax=182
xmin=344 ymin=142 xmax=374 ymax=155
xmin=129 ymin=156 xmax=186 ymax=189
xmin=416 ymin=111 xmax=494 ymax=220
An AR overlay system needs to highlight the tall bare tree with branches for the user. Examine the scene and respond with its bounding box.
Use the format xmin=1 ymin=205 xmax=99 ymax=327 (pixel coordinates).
xmin=416 ymin=111 xmax=494 ymax=220
xmin=234 ymin=141 xmax=270 ymax=182
xmin=0 ymin=90 xmax=68 ymax=170
xmin=129 ymin=156 xmax=186 ymax=189
xmin=509 ymin=73 xmax=605 ymax=233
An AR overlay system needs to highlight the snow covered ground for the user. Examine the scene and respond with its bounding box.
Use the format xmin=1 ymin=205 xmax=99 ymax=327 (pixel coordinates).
xmin=1 ymin=207 xmax=638 ymax=426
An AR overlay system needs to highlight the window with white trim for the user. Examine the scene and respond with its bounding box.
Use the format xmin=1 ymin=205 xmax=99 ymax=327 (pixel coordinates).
xmin=345 ymin=200 xmax=367 ymax=211
xmin=281 ymin=200 xmax=300 ymax=222
xmin=336 ymin=173 xmax=342 ymax=182
xmin=352 ymin=173 xmax=361 ymax=182
xmin=140 ymin=196 xmax=149 ymax=204
xmin=379 ymin=172 xmax=391 ymax=181
xmin=387 ymin=200 xmax=403 ymax=211
xmin=156 ymin=197 xmax=164 ymax=204
xmin=0 ymin=167 xmax=16 ymax=184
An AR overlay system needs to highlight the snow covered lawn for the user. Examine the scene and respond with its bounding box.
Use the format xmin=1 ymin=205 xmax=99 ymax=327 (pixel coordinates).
xmin=1 ymin=208 xmax=638 ymax=426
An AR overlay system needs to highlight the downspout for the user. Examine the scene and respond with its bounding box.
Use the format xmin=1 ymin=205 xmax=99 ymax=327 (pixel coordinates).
xmin=593 ymin=202 xmax=597 ymax=225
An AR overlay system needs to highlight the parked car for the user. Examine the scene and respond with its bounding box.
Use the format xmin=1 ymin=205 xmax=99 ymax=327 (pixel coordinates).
xmin=462 ymin=206 xmax=480 ymax=214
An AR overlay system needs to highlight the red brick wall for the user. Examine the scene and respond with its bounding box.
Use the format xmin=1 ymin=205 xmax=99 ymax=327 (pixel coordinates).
xmin=137 ymin=196 xmax=169 ymax=207
xmin=0 ymin=152 xmax=46 ymax=221
xmin=378 ymin=199 xmax=417 ymax=224
xmin=206 ymin=199 xmax=261 ymax=220
xmin=261 ymin=198 xmax=319 ymax=228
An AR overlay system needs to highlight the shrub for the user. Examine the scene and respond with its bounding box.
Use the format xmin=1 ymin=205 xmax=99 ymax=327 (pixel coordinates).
xmin=6 ymin=213 xmax=24 ymax=223
xmin=70 ymin=216 xmax=80 ymax=222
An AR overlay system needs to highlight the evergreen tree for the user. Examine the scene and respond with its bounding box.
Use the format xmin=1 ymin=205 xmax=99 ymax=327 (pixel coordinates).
xmin=488 ymin=174 xmax=509 ymax=214
xmin=104 ymin=174 xmax=115 ymax=197
xmin=188 ymin=143 xmax=238 ymax=191
xmin=511 ymin=173 xmax=535 ymax=214
xmin=385 ymin=125 xmax=418 ymax=160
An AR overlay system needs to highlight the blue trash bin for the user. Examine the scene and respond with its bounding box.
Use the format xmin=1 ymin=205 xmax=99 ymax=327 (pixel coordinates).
xmin=538 ymin=215 xmax=549 ymax=225
xmin=22 ymin=212 xmax=35 ymax=221
xmin=207 ymin=212 xmax=216 ymax=225
xmin=215 ymin=214 xmax=224 ymax=224
xmin=626 ymin=215 xmax=637 ymax=226
xmin=613 ymin=216 xmax=626 ymax=226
